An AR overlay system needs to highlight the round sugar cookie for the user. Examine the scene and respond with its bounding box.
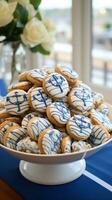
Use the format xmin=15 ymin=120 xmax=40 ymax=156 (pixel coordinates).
xmin=17 ymin=136 xmax=40 ymax=153
xmin=89 ymin=125 xmax=110 ymax=145
xmin=0 ymin=121 xmax=20 ymax=143
xmin=4 ymin=127 xmax=26 ymax=149
xmin=47 ymin=102 xmax=71 ymax=127
xmin=61 ymin=136 xmax=72 ymax=153
xmin=68 ymin=87 xmax=93 ymax=112
xmin=27 ymin=69 xmax=47 ymax=86
xmin=8 ymin=81 xmax=32 ymax=92
xmin=91 ymin=91 xmax=103 ymax=107
xmin=72 ymin=141 xmax=91 ymax=152
xmin=55 ymin=66 xmax=79 ymax=85
xmin=22 ymin=112 xmax=39 ymax=129
xmin=30 ymin=87 xmax=52 ymax=113
xmin=27 ymin=117 xmax=53 ymax=141
xmin=38 ymin=128 xmax=62 ymax=154
xmin=43 ymin=73 xmax=69 ymax=99
xmin=5 ymin=89 xmax=29 ymax=115
xmin=66 ymin=115 xmax=92 ymax=140
xmin=91 ymin=110 xmax=112 ymax=132
xmin=97 ymin=103 xmax=109 ymax=116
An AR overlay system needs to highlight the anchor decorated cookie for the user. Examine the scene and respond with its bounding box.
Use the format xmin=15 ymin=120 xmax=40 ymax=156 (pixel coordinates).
xmin=27 ymin=117 xmax=53 ymax=141
xmin=5 ymin=89 xmax=29 ymax=115
xmin=55 ymin=66 xmax=79 ymax=85
xmin=4 ymin=127 xmax=26 ymax=149
xmin=30 ymin=87 xmax=52 ymax=112
xmin=66 ymin=115 xmax=92 ymax=140
xmin=61 ymin=136 xmax=72 ymax=153
xmin=43 ymin=73 xmax=69 ymax=99
xmin=27 ymin=69 xmax=47 ymax=86
xmin=89 ymin=125 xmax=110 ymax=145
xmin=38 ymin=128 xmax=62 ymax=154
xmin=68 ymin=87 xmax=93 ymax=112
xmin=91 ymin=110 xmax=112 ymax=132
xmin=17 ymin=136 xmax=40 ymax=153
xmin=47 ymin=102 xmax=71 ymax=127
xmin=72 ymin=141 xmax=91 ymax=152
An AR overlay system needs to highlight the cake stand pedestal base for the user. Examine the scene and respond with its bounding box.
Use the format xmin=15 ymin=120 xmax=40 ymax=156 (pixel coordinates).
xmin=19 ymin=159 xmax=86 ymax=185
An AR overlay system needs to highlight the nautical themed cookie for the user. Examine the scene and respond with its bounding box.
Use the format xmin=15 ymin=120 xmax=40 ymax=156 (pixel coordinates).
xmin=0 ymin=121 xmax=20 ymax=144
xmin=47 ymin=102 xmax=71 ymax=127
xmin=89 ymin=125 xmax=110 ymax=145
xmin=97 ymin=103 xmax=109 ymax=116
xmin=66 ymin=115 xmax=92 ymax=140
xmin=29 ymin=87 xmax=52 ymax=113
xmin=91 ymin=91 xmax=104 ymax=107
xmin=27 ymin=117 xmax=53 ymax=141
xmin=55 ymin=66 xmax=79 ymax=85
xmin=27 ymin=69 xmax=47 ymax=86
xmin=43 ymin=73 xmax=69 ymax=99
xmin=79 ymin=82 xmax=92 ymax=92
xmin=38 ymin=128 xmax=62 ymax=154
xmin=8 ymin=81 xmax=32 ymax=92
xmin=72 ymin=141 xmax=91 ymax=152
xmin=17 ymin=136 xmax=40 ymax=153
xmin=4 ymin=127 xmax=26 ymax=149
xmin=22 ymin=112 xmax=37 ymax=129
xmin=61 ymin=136 xmax=72 ymax=153
xmin=91 ymin=110 xmax=112 ymax=132
xmin=68 ymin=87 xmax=93 ymax=112
xmin=5 ymin=89 xmax=29 ymax=115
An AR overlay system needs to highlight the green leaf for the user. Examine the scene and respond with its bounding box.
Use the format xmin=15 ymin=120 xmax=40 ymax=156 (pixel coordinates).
xmin=14 ymin=3 xmax=28 ymax=25
xmin=30 ymin=44 xmax=50 ymax=55
xmin=36 ymin=11 xmax=42 ymax=20
xmin=30 ymin=0 xmax=41 ymax=9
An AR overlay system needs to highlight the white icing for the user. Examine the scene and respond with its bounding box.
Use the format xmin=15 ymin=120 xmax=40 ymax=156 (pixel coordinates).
xmin=97 ymin=104 xmax=109 ymax=116
xmin=69 ymin=87 xmax=93 ymax=112
xmin=89 ymin=125 xmax=110 ymax=145
xmin=72 ymin=141 xmax=91 ymax=152
xmin=42 ymin=129 xmax=62 ymax=154
xmin=68 ymin=115 xmax=92 ymax=139
xmin=28 ymin=117 xmax=53 ymax=140
xmin=45 ymin=73 xmax=69 ymax=98
xmin=29 ymin=69 xmax=47 ymax=81
xmin=49 ymin=102 xmax=71 ymax=124
xmin=31 ymin=87 xmax=52 ymax=112
xmin=22 ymin=112 xmax=36 ymax=129
xmin=58 ymin=66 xmax=79 ymax=80
xmin=91 ymin=91 xmax=103 ymax=105
xmin=6 ymin=128 xmax=26 ymax=149
xmin=5 ymin=90 xmax=29 ymax=115
xmin=0 ymin=122 xmax=17 ymax=143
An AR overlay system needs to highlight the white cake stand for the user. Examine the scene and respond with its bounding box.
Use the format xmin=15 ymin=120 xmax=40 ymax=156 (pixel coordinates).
xmin=0 ymin=139 xmax=111 ymax=185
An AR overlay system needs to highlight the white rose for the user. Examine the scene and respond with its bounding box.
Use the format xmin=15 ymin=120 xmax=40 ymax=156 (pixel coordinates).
xmin=43 ymin=18 xmax=56 ymax=33
xmin=9 ymin=0 xmax=29 ymax=5
xmin=0 ymin=0 xmax=17 ymax=27
xmin=42 ymin=36 xmax=55 ymax=52
xmin=21 ymin=18 xmax=50 ymax=48
xmin=25 ymin=4 xmax=37 ymax=19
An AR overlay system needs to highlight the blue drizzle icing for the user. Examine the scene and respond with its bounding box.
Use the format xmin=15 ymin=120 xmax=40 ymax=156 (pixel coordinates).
xmin=73 ymin=115 xmax=91 ymax=133
xmin=7 ymin=92 xmax=27 ymax=112
xmin=33 ymin=89 xmax=48 ymax=107
xmin=49 ymin=131 xmax=61 ymax=151
xmin=54 ymin=102 xmax=70 ymax=121
xmin=74 ymin=88 xmax=91 ymax=106
xmin=48 ymin=74 xmax=65 ymax=93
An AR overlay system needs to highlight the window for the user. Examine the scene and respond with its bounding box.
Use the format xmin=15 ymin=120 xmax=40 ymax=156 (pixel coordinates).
xmin=91 ymin=0 xmax=112 ymax=87
xmin=38 ymin=0 xmax=72 ymax=67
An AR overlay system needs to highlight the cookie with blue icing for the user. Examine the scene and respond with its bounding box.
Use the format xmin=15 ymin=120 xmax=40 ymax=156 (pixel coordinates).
xmin=30 ymin=87 xmax=52 ymax=113
xmin=5 ymin=89 xmax=29 ymax=115
xmin=27 ymin=117 xmax=53 ymax=141
xmin=68 ymin=87 xmax=93 ymax=112
xmin=47 ymin=102 xmax=71 ymax=127
xmin=43 ymin=73 xmax=69 ymax=99
xmin=3 ymin=127 xmax=26 ymax=150
xmin=0 ymin=121 xmax=20 ymax=144
xmin=91 ymin=110 xmax=112 ymax=132
xmin=27 ymin=69 xmax=47 ymax=86
xmin=66 ymin=115 xmax=92 ymax=140
xmin=61 ymin=136 xmax=72 ymax=153
xmin=17 ymin=136 xmax=40 ymax=154
xmin=55 ymin=66 xmax=79 ymax=85
xmin=72 ymin=141 xmax=91 ymax=152
xmin=89 ymin=125 xmax=110 ymax=145
xmin=97 ymin=103 xmax=109 ymax=116
xmin=38 ymin=128 xmax=62 ymax=154
xmin=22 ymin=112 xmax=37 ymax=129
xmin=91 ymin=91 xmax=104 ymax=107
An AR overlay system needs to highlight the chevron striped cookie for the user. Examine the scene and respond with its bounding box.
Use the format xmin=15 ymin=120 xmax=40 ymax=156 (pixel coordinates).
xmin=66 ymin=115 xmax=92 ymax=140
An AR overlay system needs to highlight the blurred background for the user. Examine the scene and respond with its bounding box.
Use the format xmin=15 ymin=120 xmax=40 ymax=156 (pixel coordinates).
xmin=0 ymin=0 xmax=112 ymax=101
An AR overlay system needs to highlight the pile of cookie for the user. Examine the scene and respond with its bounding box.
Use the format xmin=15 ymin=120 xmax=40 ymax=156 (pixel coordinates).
xmin=0 ymin=66 xmax=111 ymax=155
